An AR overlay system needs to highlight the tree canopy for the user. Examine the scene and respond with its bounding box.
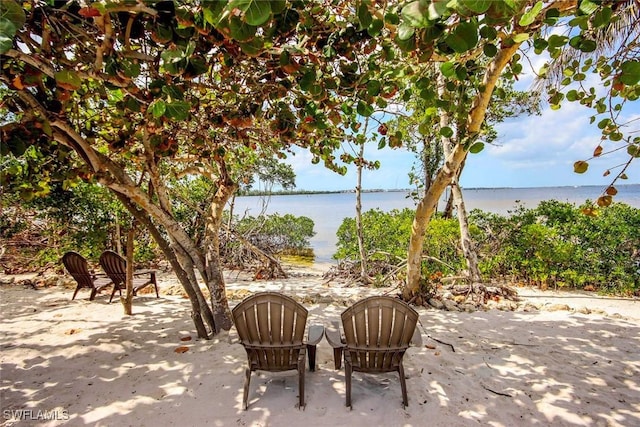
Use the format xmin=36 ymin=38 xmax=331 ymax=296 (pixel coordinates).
xmin=1 ymin=0 xmax=638 ymax=331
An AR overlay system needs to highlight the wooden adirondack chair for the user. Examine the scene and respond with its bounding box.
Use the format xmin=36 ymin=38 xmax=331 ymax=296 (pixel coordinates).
xmin=232 ymin=292 xmax=324 ymax=410
xmin=325 ymin=295 xmax=420 ymax=408
xmin=98 ymin=250 xmax=159 ymax=303
xmin=62 ymin=251 xmax=113 ymax=301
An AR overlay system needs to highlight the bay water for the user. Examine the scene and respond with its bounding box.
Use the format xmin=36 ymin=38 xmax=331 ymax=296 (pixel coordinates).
xmin=232 ymin=185 xmax=640 ymax=263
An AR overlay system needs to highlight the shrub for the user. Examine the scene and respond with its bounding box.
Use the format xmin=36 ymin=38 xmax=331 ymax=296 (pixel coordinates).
xmin=336 ymin=201 xmax=639 ymax=295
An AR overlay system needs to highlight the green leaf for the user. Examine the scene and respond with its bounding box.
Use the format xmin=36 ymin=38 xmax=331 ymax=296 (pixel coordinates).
xmin=229 ymin=15 xmax=257 ymax=41
xmin=619 ymin=61 xmax=640 ymax=85
xmin=566 ymin=90 xmax=578 ymax=101
xmin=0 ymin=19 xmax=16 ymax=54
xmin=356 ymin=100 xmax=374 ymax=117
xmin=469 ymin=142 xmax=484 ymax=153
xmin=579 ymin=0 xmax=598 ymax=15
xmin=162 ymin=85 xmax=185 ymax=101
xmin=124 ymin=96 xmax=141 ymax=112
xmin=592 ymin=6 xmax=612 ymax=28
xmin=41 ymin=120 xmax=52 ymax=137
xmin=401 ymin=0 xmax=430 ymax=29
xmin=54 ymin=70 xmax=82 ymax=91
xmin=519 ymin=1 xmax=543 ymax=26
xmin=483 ymin=43 xmax=497 ymax=57
xmin=358 ymin=3 xmax=372 ymax=29
xmin=397 ymin=23 xmax=415 ymax=41
xmin=202 ymin=1 xmax=227 ymax=26
xmin=394 ymin=33 xmax=416 ymax=52
xmin=440 ymin=61 xmax=455 ymax=77
xmin=150 ymin=100 xmax=166 ymax=118
xmin=427 ymin=0 xmax=450 ymax=20
xmin=368 ymin=18 xmax=384 ymax=36
xmin=121 ymin=60 xmax=141 ymax=78
xmin=0 ymin=0 xmax=26 ymax=29
xmin=573 ymin=160 xmax=589 ymax=174
xmin=366 ymin=80 xmax=381 ymax=96
xmin=239 ymin=37 xmax=263 ymax=55
xmin=440 ymin=126 xmax=454 ymax=138
xmin=299 ymin=70 xmax=316 ymax=92
xmin=270 ymin=0 xmax=286 ymax=14
xmin=385 ymin=12 xmax=400 ymax=25
xmin=511 ymin=33 xmax=530 ymax=43
xmin=165 ymin=101 xmax=191 ymax=120
xmin=548 ymin=34 xmax=568 ymax=49
xmin=609 ymin=132 xmax=623 ymax=142
xmin=459 ymin=0 xmax=491 ymax=14
xmin=418 ymin=121 xmax=431 ymax=135
xmin=243 ymin=0 xmax=272 ymax=26
xmin=444 ymin=21 xmax=478 ymax=53
xmin=479 ymin=25 xmax=497 ymax=40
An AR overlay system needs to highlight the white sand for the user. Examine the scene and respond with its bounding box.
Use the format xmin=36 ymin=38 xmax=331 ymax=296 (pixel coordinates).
xmin=1 ymin=268 xmax=639 ymax=427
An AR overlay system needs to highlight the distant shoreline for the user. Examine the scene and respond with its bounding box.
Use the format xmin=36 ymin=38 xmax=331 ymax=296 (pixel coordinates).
xmin=239 ymin=183 xmax=639 ymax=197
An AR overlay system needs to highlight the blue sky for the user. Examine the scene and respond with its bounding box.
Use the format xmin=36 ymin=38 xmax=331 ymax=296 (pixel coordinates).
xmin=279 ymin=63 xmax=639 ymax=191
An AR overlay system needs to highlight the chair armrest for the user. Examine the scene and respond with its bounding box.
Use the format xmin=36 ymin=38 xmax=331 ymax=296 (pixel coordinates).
xmin=410 ymin=327 xmax=423 ymax=347
xmin=324 ymin=321 xmax=344 ymax=349
xmin=307 ymin=325 xmax=324 ymax=346
xmin=133 ymin=269 xmax=156 ymax=276
xmin=324 ymin=321 xmax=345 ymax=370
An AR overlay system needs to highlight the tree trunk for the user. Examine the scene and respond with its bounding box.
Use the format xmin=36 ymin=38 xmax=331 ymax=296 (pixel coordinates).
xmin=114 ymin=191 xmax=216 ymax=338
xmin=226 ymin=194 xmax=235 ymax=240
xmin=115 ymin=211 xmax=122 ymax=255
xmin=404 ymin=42 xmax=521 ymax=298
xmin=122 ymin=227 xmax=134 ymax=315
xmin=450 ymin=181 xmax=482 ymax=282
xmin=442 ymin=187 xmax=454 ymax=218
xmin=203 ymin=178 xmax=237 ymax=332
xmin=355 ymin=121 xmax=369 ymax=283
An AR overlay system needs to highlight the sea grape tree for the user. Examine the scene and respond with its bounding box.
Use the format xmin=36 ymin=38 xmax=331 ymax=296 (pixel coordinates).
xmin=0 ymin=0 xmax=411 ymax=335
xmin=389 ymin=0 xmax=639 ymax=296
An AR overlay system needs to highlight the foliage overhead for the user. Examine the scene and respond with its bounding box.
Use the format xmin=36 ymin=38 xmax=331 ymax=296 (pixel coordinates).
xmin=1 ymin=1 xmax=637 ymax=201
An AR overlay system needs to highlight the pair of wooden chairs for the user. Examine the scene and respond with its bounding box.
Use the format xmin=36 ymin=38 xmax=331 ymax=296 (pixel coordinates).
xmin=62 ymin=251 xmax=158 ymax=303
xmin=233 ymin=292 xmax=420 ymax=410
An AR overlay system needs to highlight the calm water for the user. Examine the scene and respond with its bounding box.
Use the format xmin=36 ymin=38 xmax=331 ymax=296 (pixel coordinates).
xmin=232 ymin=185 xmax=640 ymax=263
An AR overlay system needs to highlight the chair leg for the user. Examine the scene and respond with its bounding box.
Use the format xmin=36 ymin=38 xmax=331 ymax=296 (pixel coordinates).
xmin=307 ymin=344 xmax=317 ymax=372
xmin=333 ymin=348 xmax=343 ymax=370
xmin=345 ymin=360 xmax=352 ymax=409
xmin=151 ymin=272 xmax=159 ymax=298
xmin=109 ymin=286 xmax=120 ymax=303
xmin=399 ymin=362 xmax=408 ymax=408
xmin=298 ymin=358 xmax=305 ymax=409
xmin=89 ymin=288 xmax=97 ymax=301
xmin=243 ymin=368 xmax=251 ymax=410
xmin=72 ymin=285 xmax=81 ymax=300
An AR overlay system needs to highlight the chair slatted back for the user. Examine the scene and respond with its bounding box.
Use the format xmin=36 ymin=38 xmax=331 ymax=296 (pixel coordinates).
xmin=62 ymin=252 xmax=93 ymax=289
xmin=341 ymin=296 xmax=418 ymax=372
xmin=99 ymin=250 xmax=126 ymax=287
xmin=232 ymin=292 xmax=308 ymax=371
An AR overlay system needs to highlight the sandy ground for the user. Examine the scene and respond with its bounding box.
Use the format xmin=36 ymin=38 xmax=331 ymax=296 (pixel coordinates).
xmin=1 ymin=267 xmax=639 ymax=427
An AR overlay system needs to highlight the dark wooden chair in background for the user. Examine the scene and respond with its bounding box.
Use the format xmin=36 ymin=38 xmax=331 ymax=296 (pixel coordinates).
xmin=98 ymin=250 xmax=159 ymax=303
xmin=62 ymin=251 xmax=113 ymax=301
xmin=232 ymin=292 xmax=324 ymax=410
